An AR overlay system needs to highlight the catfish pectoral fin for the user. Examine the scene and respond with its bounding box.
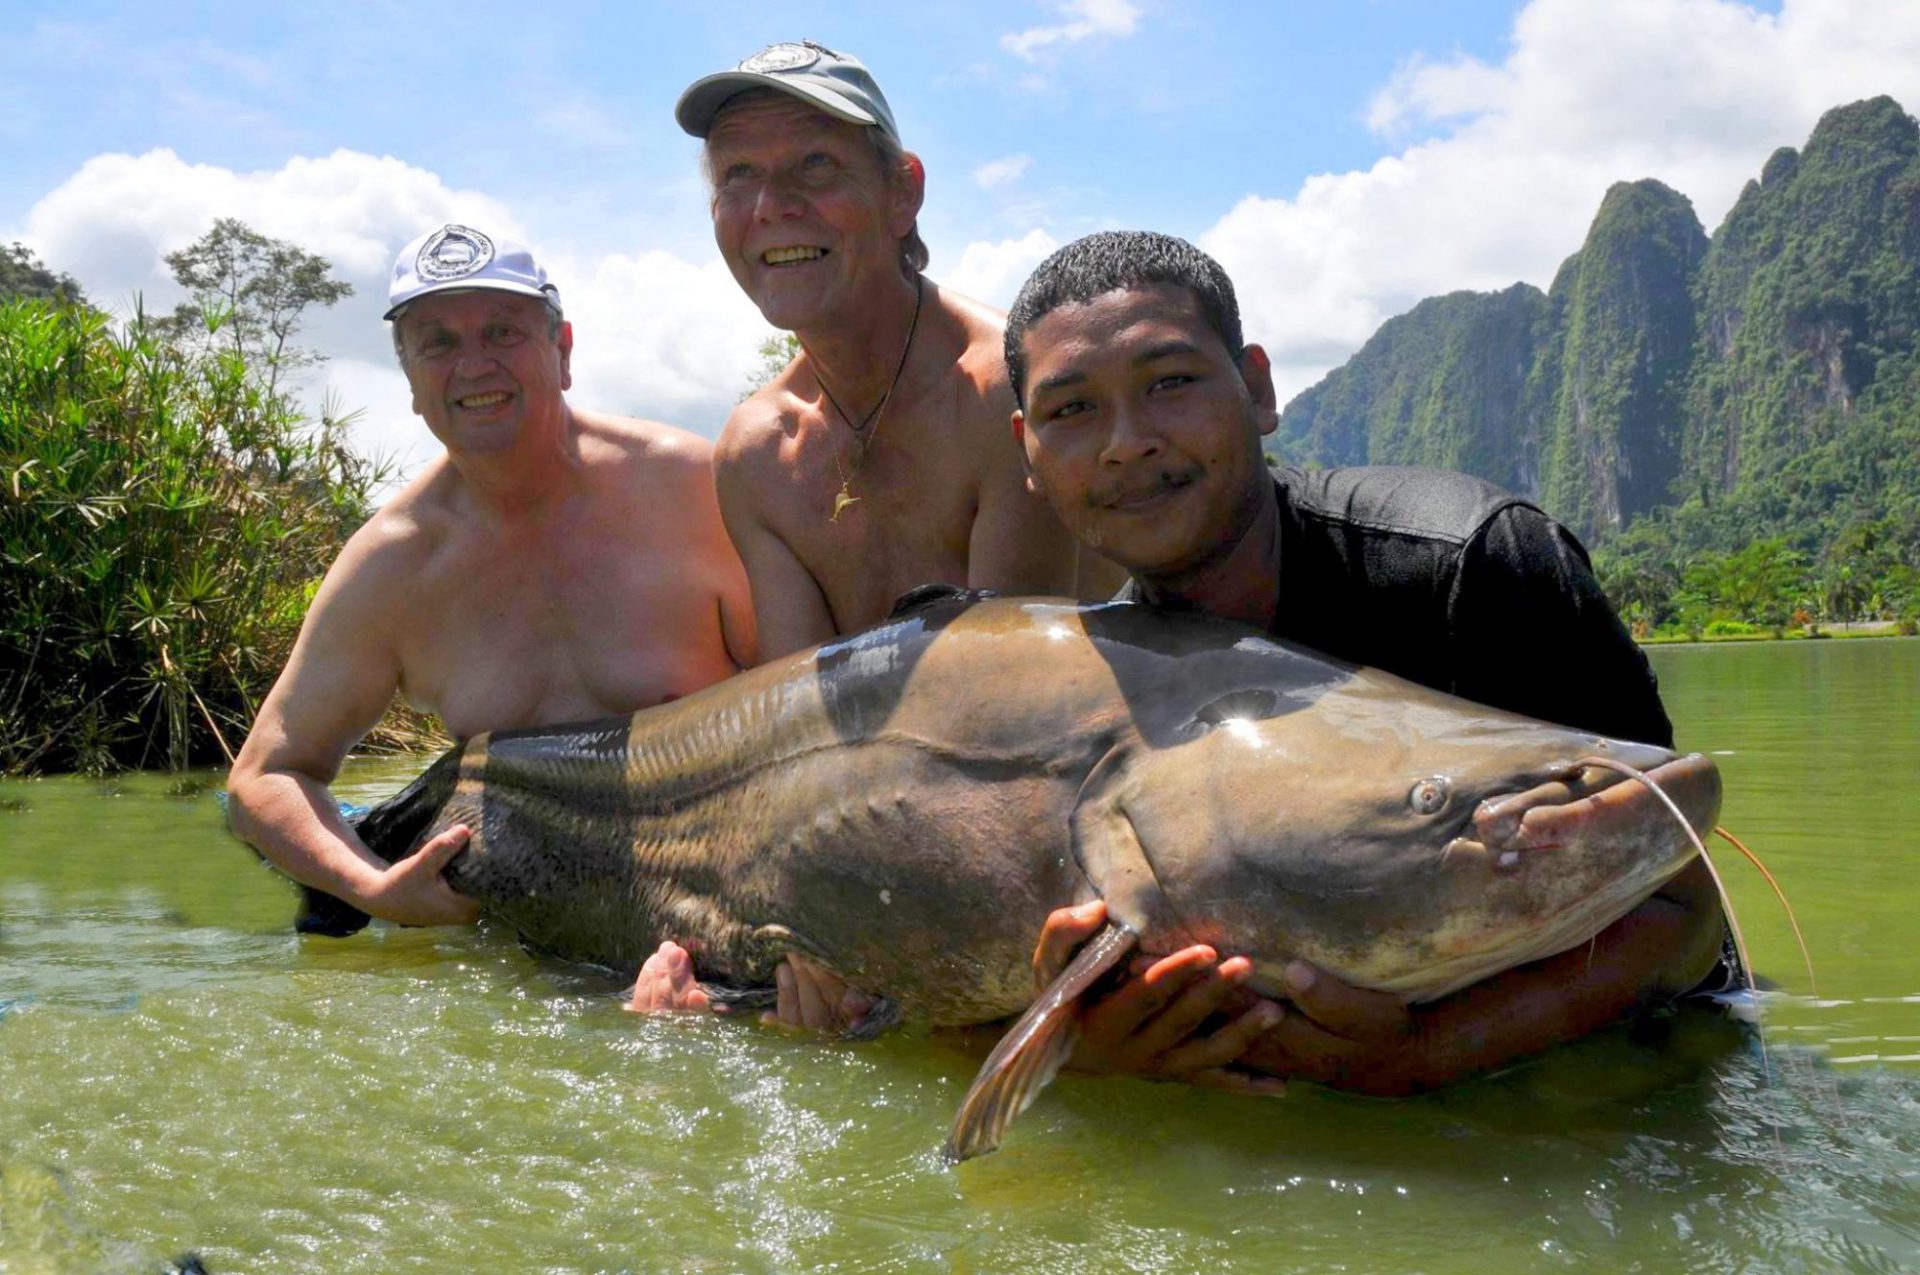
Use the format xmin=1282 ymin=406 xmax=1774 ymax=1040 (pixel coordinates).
xmin=944 ymin=922 xmax=1138 ymax=1164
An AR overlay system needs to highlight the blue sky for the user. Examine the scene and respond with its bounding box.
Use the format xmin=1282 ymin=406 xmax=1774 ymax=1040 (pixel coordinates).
xmin=1 ymin=1 xmax=1520 ymax=258
xmin=0 ymin=0 xmax=1899 ymax=478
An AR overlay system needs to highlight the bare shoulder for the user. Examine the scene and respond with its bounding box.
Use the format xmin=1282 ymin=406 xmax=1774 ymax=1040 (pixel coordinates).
xmin=713 ymin=380 xmax=802 ymax=485
xmin=571 ymin=410 xmax=734 ymax=544
xmin=928 ymin=283 xmax=1017 ymax=424
xmin=572 ymin=409 xmax=716 ymax=475
xmin=327 ymin=461 xmax=460 ymax=596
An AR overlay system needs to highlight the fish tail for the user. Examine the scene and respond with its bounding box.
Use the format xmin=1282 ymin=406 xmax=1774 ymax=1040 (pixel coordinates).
xmin=349 ymin=745 xmax=465 ymax=864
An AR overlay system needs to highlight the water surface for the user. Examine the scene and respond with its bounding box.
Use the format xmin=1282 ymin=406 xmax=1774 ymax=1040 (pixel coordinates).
xmin=2 ymin=639 xmax=1916 ymax=1272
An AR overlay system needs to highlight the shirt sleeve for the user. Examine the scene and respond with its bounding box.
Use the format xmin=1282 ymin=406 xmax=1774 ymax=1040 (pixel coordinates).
xmin=1446 ymin=505 xmax=1675 ymax=749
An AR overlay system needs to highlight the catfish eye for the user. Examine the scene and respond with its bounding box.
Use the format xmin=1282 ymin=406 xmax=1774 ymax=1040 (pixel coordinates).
xmin=1409 ymin=777 xmax=1451 ymax=816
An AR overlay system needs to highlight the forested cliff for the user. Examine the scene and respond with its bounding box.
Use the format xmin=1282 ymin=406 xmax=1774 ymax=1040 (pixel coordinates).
xmin=1273 ymin=97 xmax=1920 ymax=630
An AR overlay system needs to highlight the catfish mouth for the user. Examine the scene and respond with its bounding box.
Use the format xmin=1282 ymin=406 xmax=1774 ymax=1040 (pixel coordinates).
xmin=1443 ymin=753 xmax=1721 ymax=874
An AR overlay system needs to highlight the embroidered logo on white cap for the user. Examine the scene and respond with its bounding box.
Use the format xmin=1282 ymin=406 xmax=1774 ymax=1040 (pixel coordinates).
xmin=415 ymin=226 xmax=496 ymax=282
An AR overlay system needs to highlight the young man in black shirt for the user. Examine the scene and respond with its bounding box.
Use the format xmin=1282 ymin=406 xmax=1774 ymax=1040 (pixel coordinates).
xmin=1004 ymin=230 xmax=1726 ymax=1095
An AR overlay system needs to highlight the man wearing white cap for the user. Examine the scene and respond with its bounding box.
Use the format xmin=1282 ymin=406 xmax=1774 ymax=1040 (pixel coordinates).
xmin=228 ymin=225 xmax=756 ymax=926
xmin=675 ymin=41 xmax=1112 ymax=663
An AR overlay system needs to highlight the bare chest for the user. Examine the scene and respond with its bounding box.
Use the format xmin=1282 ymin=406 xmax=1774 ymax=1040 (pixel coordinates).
xmin=397 ymin=531 xmax=733 ymax=739
xmin=774 ymin=415 xmax=985 ymax=632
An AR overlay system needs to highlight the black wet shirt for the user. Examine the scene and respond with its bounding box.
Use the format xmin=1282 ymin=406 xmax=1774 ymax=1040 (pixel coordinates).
xmin=1120 ymin=465 xmax=1674 ymax=748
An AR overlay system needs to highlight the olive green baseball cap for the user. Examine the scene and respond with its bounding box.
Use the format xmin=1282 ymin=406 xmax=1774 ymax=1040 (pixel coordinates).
xmin=675 ymin=41 xmax=902 ymax=146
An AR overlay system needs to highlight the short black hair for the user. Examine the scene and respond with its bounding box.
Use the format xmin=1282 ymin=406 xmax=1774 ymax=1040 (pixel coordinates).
xmin=1004 ymin=231 xmax=1244 ymax=409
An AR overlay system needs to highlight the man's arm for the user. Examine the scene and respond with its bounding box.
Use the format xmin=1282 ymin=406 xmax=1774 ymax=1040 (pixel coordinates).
xmin=226 ymin=529 xmax=478 ymax=926
xmin=713 ymin=431 xmax=837 ymax=663
xmin=717 ymin=554 xmax=760 ymax=673
xmin=1452 ymin=504 xmax=1674 ymax=746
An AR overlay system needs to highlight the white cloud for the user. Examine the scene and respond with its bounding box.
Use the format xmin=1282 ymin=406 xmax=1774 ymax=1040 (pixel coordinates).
xmin=1204 ymin=0 xmax=1920 ymax=406
xmin=1002 ymin=0 xmax=1141 ymax=62
xmin=552 ymin=247 xmax=770 ymax=435
xmin=941 ymin=229 xmax=1060 ymax=309
xmin=317 ymin=358 xmax=440 ymax=490
xmin=10 ymin=147 xmax=773 ymax=491
xmin=973 ymin=154 xmax=1034 ymax=189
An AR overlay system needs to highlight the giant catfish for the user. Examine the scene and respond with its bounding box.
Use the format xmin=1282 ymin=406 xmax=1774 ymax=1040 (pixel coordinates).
xmin=314 ymin=590 xmax=1721 ymax=1160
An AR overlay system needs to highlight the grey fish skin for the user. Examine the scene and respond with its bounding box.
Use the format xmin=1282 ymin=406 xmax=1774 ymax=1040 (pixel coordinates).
xmin=345 ymin=592 xmax=1720 ymax=1027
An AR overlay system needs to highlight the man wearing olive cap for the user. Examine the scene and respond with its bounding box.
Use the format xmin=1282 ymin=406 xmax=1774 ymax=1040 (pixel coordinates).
xmin=626 ymin=41 xmax=1121 ymax=1023
xmin=228 ymin=225 xmax=756 ymax=926
xmin=676 ymin=41 xmax=1114 ymax=664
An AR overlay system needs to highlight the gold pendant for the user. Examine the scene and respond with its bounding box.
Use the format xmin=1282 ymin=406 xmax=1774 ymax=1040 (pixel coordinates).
xmin=831 ymin=483 xmax=860 ymax=523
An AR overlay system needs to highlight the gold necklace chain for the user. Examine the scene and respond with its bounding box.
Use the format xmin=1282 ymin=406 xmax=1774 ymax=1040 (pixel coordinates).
xmin=812 ymin=273 xmax=925 ymax=523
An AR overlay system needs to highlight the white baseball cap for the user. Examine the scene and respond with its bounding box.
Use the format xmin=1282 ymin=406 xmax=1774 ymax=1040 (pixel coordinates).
xmin=384 ymin=224 xmax=561 ymax=320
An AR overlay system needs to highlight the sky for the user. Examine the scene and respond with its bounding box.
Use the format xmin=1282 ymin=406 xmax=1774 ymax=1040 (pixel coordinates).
xmin=4 ymin=0 xmax=1918 ymax=483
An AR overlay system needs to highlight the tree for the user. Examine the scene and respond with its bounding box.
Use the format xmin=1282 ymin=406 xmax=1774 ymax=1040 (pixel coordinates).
xmin=1823 ymin=564 xmax=1870 ymax=625
xmin=740 ymin=331 xmax=802 ymax=401
xmin=0 ymin=243 xmax=86 ymax=306
xmin=1685 ymin=538 xmax=1808 ymax=633
xmin=164 ymin=219 xmax=352 ymax=398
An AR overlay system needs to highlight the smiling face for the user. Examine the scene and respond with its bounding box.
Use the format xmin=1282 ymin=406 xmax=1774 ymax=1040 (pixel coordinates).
xmin=393 ymin=290 xmax=572 ymax=455
xmin=704 ymin=92 xmax=922 ymax=330
xmin=1013 ymin=284 xmax=1278 ymax=583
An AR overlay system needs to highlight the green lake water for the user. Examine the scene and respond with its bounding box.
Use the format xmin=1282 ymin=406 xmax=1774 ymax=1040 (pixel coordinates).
xmin=2 ymin=639 xmax=1916 ymax=1272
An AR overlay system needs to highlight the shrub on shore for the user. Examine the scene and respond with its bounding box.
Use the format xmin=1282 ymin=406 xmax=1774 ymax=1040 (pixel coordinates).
xmin=0 ymin=296 xmax=398 ymax=774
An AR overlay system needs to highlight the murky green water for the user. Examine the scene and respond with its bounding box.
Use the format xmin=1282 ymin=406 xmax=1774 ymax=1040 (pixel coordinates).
xmin=2 ymin=640 xmax=1917 ymax=1273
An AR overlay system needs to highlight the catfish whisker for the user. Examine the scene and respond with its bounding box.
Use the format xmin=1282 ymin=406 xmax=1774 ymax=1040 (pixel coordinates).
xmin=1579 ymin=756 xmax=1787 ymax=1158
xmin=1578 ymin=757 xmax=1756 ymax=999
xmin=1715 ymin=825 xmax=1816 ymax=998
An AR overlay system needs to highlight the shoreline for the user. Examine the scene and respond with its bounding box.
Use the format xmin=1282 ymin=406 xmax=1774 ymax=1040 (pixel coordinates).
xmin=1640 ymin=622 xmax=1913 ymax=646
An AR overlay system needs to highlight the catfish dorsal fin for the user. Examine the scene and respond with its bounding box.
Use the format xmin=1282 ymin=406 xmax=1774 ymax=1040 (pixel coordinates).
xmin=944 ymin=921 xmax=1137 ymax=1163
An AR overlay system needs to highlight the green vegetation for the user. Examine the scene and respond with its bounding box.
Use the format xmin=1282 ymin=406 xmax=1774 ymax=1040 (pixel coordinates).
xmin=1275 ymin=97 xmax=1920 ymax=636
xmin=0 ymin=244 xmax=86 ymax=307
xmin=0 ymin=224 xmax=396 ymax=775
xmin=741 ymin=331 xmax=803 ymax=399
xmin=1276 ymin=284 xmax=1547 ymax=490
xmin=160 ymin=217 xmax=354 ymax=400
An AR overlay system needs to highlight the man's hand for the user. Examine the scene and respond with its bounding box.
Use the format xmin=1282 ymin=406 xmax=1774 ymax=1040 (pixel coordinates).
xmin=1236 ymin=961 xmax=1424 ymax=1095
xmin=361 ymin=824 xmax=482 ymax=926
xmin=1035 ymin=901 xmax=1286 ymax=1094
xmin=627 ymin=941 xmax=711 ymax=1013
xmin=625 ymin=942 xmax=876 ymax=1031
xmin=768 ymin=954 xmax=876 ymax=1032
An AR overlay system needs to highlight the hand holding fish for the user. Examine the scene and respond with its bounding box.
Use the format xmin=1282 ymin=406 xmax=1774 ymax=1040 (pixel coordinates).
xmin=1236 ymin=858 xmax=1728 ymax=1096
xmin=1033 ymin=901 xmax=1286 ymax=1094
xmin=363 ymin=823 xmax=483 ymax=927
xmin=627 ymin=942 xmax=877 ymax=1031
xmin=770 ymin=954 xmax=878 ymax=1031
xmin=627 ymin=941 xmax=711 ymax=1013
xmin=1235 ymin=961 xmax=1426 ymax=1094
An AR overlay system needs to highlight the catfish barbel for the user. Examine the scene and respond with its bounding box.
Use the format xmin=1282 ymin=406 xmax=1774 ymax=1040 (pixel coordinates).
xmin=316 ymin=591 xmax=1721 ymax=1160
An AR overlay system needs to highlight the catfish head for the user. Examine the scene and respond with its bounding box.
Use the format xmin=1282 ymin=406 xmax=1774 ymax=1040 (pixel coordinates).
xmin=949 ymin=650 xmax=1722 ymax=1161
xmin=1077 ymin=664 xmax=1722 ymax=1004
